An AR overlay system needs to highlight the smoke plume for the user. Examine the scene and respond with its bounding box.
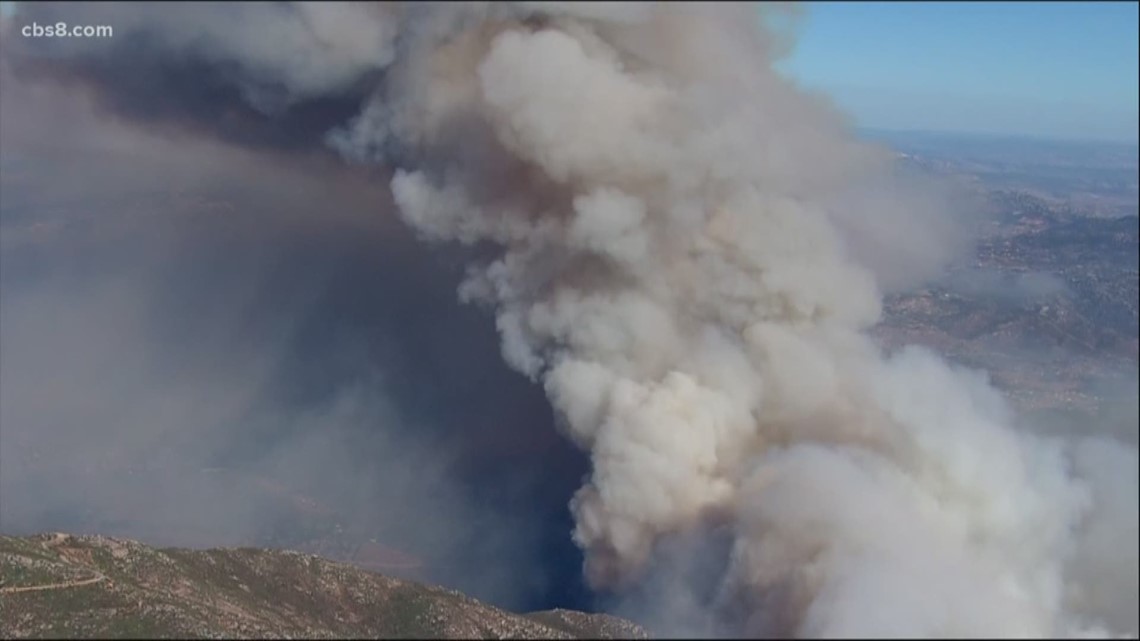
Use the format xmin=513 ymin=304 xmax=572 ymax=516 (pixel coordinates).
xmin=4 ymin=2 xmax=1136 ymax=637
xmin=0 ymin=8 xmax=592 ymax=613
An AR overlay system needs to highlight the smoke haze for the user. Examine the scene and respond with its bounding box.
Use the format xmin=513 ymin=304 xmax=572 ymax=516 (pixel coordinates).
xmin=2 ymin=2 xmax=1136 ymax=638
xmin=0 ymin=26 xmax=592 ymax=612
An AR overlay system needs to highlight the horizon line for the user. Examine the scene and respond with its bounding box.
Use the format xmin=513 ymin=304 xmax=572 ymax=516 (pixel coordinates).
xmin=854 ymin=125 xmax=1140 ymax=148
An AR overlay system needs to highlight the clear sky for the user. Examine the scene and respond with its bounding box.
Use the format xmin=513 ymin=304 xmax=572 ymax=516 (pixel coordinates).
xmin=774 ymin=1 xmax=1140 ymax=143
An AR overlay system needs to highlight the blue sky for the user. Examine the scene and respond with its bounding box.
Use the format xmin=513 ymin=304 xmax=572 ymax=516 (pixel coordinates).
xmin=774 ymin=2 xmax=1140 ymax=142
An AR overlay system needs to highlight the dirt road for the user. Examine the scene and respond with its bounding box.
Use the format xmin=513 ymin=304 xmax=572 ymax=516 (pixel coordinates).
xmin=0 ymin=572 xmax=105 ymax=595
xmin=0 ymin=533 xmax=107 ymax=595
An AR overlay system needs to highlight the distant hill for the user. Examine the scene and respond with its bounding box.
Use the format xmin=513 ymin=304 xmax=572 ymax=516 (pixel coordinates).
xmin=873 ymin=189 xmax=1138 ymax=422
xmin=0 ymin=533 xmax=648 ymax=639
xmin=864 ymin=128 xmax=1139 ymax=218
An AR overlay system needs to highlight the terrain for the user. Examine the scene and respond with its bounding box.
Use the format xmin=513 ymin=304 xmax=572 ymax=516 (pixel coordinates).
xmin=869 ymin=133 xmax=1138 ymax=434
xmin=863 ymin=128 xmax=1139 ymax=218
xmin=0 ymin=533 xmax=648 ymax=639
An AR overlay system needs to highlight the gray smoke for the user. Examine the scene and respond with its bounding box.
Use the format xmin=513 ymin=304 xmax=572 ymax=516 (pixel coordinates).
xmin=0 ymin=15 xmax=591 ymax=612
xmin=1 ymin=2 xmax=401 ymax=153
xmin=3 ymin=2 xmax=1136 ymax=637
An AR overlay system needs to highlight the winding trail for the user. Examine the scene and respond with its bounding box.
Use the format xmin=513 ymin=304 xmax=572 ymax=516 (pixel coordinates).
xmin=1 ymin=533 xmax=108 ymax=595
xmin=0 ymin=572 xmax=106 ymax=595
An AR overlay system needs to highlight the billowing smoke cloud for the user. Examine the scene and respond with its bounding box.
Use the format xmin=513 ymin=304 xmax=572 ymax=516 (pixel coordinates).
xmin=3 ymin=2 xmax=1136 ymax=637
xmin=0 ymin=9 xmax=592 ymax=613
xmin=2 ymin=2 xmax=402 ymax=153
xmin=333 ymin=3 xmax=1135 ymax=636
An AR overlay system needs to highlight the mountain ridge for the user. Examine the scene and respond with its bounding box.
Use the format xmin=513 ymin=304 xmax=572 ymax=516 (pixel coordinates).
xmin=0 ymin=532 xmax=649 ymax=639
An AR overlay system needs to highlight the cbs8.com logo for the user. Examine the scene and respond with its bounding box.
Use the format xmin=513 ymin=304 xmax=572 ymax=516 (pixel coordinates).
xmin=21 ymin=21 xmax=113 ymax=38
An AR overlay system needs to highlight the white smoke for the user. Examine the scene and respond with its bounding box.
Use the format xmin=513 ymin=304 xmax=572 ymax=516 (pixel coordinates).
xmin=329 ymin=3 xmax=1140 ymax=637
xmin=10 ymin=1 xmax=1133 ymax=636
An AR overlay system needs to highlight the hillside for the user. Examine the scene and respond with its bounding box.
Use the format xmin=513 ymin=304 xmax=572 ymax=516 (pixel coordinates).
xmin=0 ymin=533 xmax=648 ymax=639
xmin=872 ymin=188 xmax=1138 ymax=420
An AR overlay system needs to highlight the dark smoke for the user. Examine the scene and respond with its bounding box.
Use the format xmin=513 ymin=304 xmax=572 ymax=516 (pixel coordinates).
xmin=0 ymin=7 xmax=592 ymax=614
xmin=1 ymin=3 xmax=1136 ymax=637
xmin=3 ymin=2 xmax=393 ymax=155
